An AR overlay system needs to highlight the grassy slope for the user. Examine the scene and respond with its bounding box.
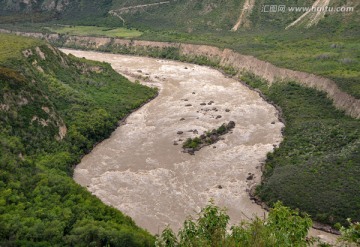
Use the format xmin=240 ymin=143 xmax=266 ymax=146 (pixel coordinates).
xmin=45 ymin=25 xmax=142 ymax=38
xmin=0 ymin=34 xmax=156 ymax=246
xmin=0 ymin=35 xmax=43 ymax=62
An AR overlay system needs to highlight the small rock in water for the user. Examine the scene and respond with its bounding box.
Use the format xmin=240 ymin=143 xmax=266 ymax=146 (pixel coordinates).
xmin=227 ymin=121 xmax=235 ymax=129
xmin=225 ymin=109 xmax=230 ymax=112
xmin=180 ymin=118 xmax=185 ymax=121
xmin=271 ymin=121 xmax=275 ymax=124
xmin=247 ymin=174 xmax=254 ymax=180
xmin=216 ymin=115 xmax=222 ymax=119
xmin=217 ymin=185 xmax=223 ymax=189
xmin=208 ymin=101 xmax=214 ymax=105
xmin=173 ymin=141 xmax=179 ymax=145
xmin=185 ymin=104 xmax=192 ymax=107
xmin=192 ymin=92 xmax=196 ymax=94
xmin=200 ymin=103 xmax=206 ymax=106
xmin=177 ymin=131 xmax=183 ymax=135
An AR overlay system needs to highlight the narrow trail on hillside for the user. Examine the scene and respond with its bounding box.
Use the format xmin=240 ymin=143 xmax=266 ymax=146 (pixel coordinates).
xmin=286 ymin=0 xmax=331 ymax=29
xmin=231 ymin=0 xmax=256 ymax=31
xmin=109 ymin=1 xmax=174 ymax=25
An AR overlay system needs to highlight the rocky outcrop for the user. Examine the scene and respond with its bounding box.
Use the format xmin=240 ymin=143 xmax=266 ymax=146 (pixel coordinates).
xmin=0 ymin=0 xmax=70 ymax=13
xmin=1 ymin=29 xmax=359 ymax=118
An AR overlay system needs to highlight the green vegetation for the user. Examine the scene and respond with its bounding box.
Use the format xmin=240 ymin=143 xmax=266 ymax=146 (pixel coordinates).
xmin=45 ymin=25 xmax=142 ymax=38
xmin=183 ymin=137 xmax=202 ymax=150
xmin=183 ymin=122 xmax=235 ymax=154
xmin=239 ymin=73 xmax=360 ymax=226
xmin=340 ymin=219 xmax=360 ymax=245
xmin=156 ymin=201 xmax=314 ymax=247
xmin=0 ymin=34 xmax=157 ymax=246
xmin=0 ymin=34 xmax=43 ymax=62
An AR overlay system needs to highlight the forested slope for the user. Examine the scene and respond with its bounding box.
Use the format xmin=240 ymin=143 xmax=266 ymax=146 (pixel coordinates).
xmin=0 ymin=34 xmax=157 ymax=246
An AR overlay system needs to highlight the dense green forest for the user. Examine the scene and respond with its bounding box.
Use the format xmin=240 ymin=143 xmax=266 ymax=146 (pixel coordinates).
xmin=0 ymin=34 xmax=157 ymax=246
xmin=240 ymin=74 xmax=360 ymax=226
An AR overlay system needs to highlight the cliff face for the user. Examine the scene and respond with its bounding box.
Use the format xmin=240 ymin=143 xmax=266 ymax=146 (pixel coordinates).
xmin=0 ymin=0 xmax=70 ymax=13
xmin=2 ymin=30 xmax=359 ymax=118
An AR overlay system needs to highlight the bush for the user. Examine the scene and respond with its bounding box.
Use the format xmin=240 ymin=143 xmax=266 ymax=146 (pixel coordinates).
xmin=156 ymin=201 xmax=313 ymax=247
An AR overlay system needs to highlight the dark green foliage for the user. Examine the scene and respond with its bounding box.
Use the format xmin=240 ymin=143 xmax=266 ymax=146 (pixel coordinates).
xmin=182 ymin=122 xmax=235 ymax=153
xmin=241 ymin=74 xmax=360 ymax=226
xmin=0 ymin=34 xmax=156 ymax=246
xmin=156 ymin=201 xmax=313 ymax=247
xmin=183 ymin=137 xmax=202 ymax=149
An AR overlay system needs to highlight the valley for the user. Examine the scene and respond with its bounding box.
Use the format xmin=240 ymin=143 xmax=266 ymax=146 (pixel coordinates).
xmin=62 ymin=49 xmax=283 ymax=233
xmin=63 ymin=48 xmax=338 ymax=244
xmin=0 ymin=0 xmax=359 ymax=245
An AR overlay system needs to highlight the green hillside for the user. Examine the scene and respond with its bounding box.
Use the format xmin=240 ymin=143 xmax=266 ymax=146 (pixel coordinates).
xmin=0 ymin=34 xmax=157 ymax=246
xmin=113 ymin=0 xmax=359 ymax=32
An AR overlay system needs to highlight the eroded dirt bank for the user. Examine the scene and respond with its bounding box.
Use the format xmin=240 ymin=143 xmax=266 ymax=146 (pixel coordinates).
xmin=62 ymin=48 xmax=283 ymax=233
xmin=62 ymin=49 xmax=338 ymax=244
xmin=1 ymin=29 xmax=359 ymax=118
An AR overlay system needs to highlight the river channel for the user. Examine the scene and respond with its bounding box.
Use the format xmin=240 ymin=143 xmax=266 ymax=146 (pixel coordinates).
xmin=61 ymin=49 xmax=336 ymax=243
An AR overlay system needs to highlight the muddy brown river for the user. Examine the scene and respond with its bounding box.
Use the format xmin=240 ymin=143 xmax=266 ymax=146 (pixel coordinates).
xmin=61 ymin=49 xmax=337 ymax=244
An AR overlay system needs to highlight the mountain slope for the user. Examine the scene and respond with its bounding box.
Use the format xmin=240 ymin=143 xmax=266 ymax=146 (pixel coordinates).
xmin=113 ymin=0 xmax=359 ymax=32
xmin=1 ymin=0 xmax=358 ymax=32
xmin=0 ymin=33 xmax=156 ymax=246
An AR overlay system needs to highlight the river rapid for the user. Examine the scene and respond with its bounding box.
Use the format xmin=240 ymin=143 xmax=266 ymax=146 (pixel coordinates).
xmin=61 ymin=49 xmax=336 ymax=244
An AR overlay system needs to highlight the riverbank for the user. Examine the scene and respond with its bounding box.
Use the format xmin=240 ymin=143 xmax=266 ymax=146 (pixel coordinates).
xmin=63 ymin=49 xmax=284 ymax=234
xmin=63 ymin=49 xmax=341 ymax=244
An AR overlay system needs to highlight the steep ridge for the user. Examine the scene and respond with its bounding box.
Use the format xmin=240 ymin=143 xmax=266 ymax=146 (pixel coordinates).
xmin=2 ymin=30 xmax=358 ymax=119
